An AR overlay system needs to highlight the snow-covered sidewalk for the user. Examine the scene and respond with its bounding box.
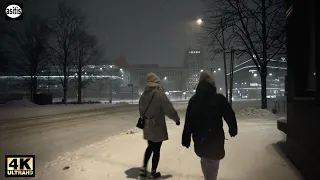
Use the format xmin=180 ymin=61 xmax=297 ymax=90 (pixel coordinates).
xmin=36 ymin=118 xmax=304 ymax=180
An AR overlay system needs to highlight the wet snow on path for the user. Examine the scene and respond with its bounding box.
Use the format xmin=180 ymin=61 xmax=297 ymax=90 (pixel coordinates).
xmin=37 ymin=119 xmax=303 ymax=180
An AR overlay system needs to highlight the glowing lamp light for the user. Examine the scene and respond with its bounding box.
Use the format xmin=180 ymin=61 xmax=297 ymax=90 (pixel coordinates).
xmin=197 ymin=19 xmax=203 ymax=25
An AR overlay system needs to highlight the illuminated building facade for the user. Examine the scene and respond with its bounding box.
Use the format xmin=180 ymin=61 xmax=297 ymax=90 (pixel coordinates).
xmin=0 ymin=64 xmax=125 ymax=101
xmin=183 ymin=48 xmax=205 ymax=91
xmin=227 ymin=58 xmax=287 ymax=99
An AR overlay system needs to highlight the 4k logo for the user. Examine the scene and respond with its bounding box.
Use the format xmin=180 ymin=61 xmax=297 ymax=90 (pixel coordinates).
xmin=5 ymin=155 xmax=35 ymax=177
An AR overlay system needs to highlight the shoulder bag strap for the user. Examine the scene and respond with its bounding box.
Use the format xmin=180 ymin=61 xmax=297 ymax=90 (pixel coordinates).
xmin=142 ymin=92 xmax=156 ymax=117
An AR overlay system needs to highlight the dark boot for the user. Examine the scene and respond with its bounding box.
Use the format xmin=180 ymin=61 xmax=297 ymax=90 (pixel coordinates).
xmin=139 ymin=167 xmax=147 ymax=177
xmin=150 ymin=170 xmax=161 ymax=179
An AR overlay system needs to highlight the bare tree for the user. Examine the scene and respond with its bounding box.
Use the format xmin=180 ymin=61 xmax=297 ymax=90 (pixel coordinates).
xmin=71 ymin=30 xmax=99 ymax=103
xmin=50 ymin=1 xmax=85 ymax=104
xmin=202 ymin=0 xmax=286 ymax=109
xmin=201 ymin=16 xmax=245 ymax=102
xmin=0 ymin=16 xmax=51 ymax=101
xmin=201 ymin=16 xmax=234 ymax=100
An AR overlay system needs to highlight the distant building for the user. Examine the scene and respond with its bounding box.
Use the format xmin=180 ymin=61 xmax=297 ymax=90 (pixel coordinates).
xmin=0 ymin=64 xmax=124 ymax=101
xmin=227 ymin=58 xmax=287 ymax=99
xmin=114 ymin=48 xmax=206 ymax=99
xmin=0 ymin=48 xmax=206 ymax=101
xmin=183 ymin=48 xmax=205 ymax=91
xmin=130 ymin=64 xmax=185 ymax=92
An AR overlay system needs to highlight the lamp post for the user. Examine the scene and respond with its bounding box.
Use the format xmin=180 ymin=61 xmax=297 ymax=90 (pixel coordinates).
xmin=229 ymin=49 xmax=235 ymax=106
xmin=47 ymin=68 xmax=50 ymax=93
xmin=109 ymin=77 xmax=113 ymax=103
xmin=128 ymin=83 xmax=134 ymax=104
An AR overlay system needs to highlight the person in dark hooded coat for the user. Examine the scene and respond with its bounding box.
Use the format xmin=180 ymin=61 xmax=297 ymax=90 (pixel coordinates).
xmin=182 ymin=71 xmax=238 ymax=180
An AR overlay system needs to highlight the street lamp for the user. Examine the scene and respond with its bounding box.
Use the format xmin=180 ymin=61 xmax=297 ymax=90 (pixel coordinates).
xmin=128 ymin=84 xmax=134 ymax=104
xmin=200 ymin=69 xmax=203 ymax=72
xmin=269 ymin=73 xmax=272 ymax=76
xmin=214 ymin=70 xmax=216 ymax=73
xmin=164 ymin=77 xmax=167 ymax=80
xmin=218 ymin=68 xmax=221 ymax=71
xmin=196 ymin=18 xmax=203 ymax=25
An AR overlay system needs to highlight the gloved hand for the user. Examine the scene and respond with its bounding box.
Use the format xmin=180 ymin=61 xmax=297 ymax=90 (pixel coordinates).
xmin=229 ymin=129 xmax=237 ymax=137
xmin=182 ymin=144 xmax=190 ymax=148
xmin=176 ymin=121 xmax=180 ymax=126
xmin=182 ymin=140 xmax=190 ymax=148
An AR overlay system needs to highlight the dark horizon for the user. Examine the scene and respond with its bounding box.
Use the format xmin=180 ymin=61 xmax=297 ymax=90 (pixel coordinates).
xmin=1 ymin=0 xmax=206 ymax=67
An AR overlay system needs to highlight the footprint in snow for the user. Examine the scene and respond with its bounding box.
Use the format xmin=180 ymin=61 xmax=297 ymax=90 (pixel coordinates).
xmin=62 ymin=166 xmax=70 ymax=170
xmin=105 ymin=154 xmax=112 ymax=159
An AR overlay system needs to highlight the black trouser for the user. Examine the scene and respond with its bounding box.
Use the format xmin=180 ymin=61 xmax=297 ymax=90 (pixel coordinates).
xmin=143 ymin=140 xmax=163 ymax=172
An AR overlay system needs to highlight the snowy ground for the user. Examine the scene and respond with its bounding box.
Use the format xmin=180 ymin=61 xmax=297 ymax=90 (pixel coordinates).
xmin=52 ymin=98 xmax=188 ymax=104
xmin=34 ymin=118 xmax=304 ymax=180
xmin=0 ymin=99 xmax=187 ymax=121
xmin=0 ymin=103 xmax=123 ymax=121
xmin=0 ymin=102 xmax=297 ymax=180
xmin=0 ymin=104 xmax=187 ymax=179
xmin=0 ymin=98 xmax=285 ymax=121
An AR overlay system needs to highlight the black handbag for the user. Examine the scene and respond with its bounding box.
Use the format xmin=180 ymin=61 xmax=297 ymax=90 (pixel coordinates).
xmin=136 ymin=92 xmax=156 ymax=129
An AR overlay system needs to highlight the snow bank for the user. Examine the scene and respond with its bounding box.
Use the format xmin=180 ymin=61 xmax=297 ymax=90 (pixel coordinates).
xmin=116 ymin=102 xmax=130 ymax=105
xmin=236 ymin=107 xmax=276 ymax=119
xmin=4 ymin=98 xmax=36 ymax=107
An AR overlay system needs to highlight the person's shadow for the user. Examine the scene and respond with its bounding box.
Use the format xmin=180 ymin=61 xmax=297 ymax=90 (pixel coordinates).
xmin=125 ymin=167 xmax=173 ymax=179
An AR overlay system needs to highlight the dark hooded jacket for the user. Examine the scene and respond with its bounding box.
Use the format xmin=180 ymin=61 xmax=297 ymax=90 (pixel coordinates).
xmin=182 ymin=81 xmax=238 ymax=160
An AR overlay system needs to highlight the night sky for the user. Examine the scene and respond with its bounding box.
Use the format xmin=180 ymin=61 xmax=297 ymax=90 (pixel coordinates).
xmin=12 ymin=0 xmax=206 ymax=67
